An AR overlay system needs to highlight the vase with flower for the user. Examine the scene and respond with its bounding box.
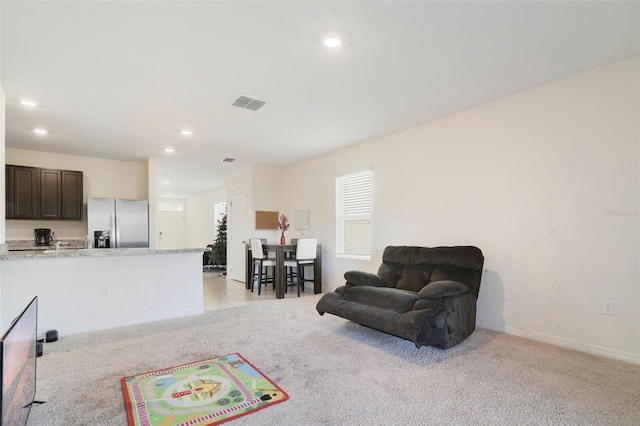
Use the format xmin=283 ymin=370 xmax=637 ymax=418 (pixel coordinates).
xmin=277 ymin=214 xmax=290 ymax=245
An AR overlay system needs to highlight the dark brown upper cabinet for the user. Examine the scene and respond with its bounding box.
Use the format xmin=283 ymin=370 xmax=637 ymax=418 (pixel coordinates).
xmin=6 ymin=165 xmax=39 ymax=219
xmin=61 ymin=170 xmax=83 ymax=219
xmin=6 ymin=165 xmax=83 ymax=220
xmin=39 ymin=169 xmax=62 ymax=219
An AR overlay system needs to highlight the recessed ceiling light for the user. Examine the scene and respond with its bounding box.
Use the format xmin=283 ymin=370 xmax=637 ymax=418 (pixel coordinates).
xmin=21 ymin=100 xmax=38 ymax=108
xmin=180 ymin=129 xmax=193 ymax=136
xmin=323 ymin=36 xmax=342 ymax=48
xmin=164 ymin=181 xmax=170 ymax=184
xmin=33 ymin=128 xmax=48 ymax=135
xmin=164 ymin=148 xmax=175 ymax=153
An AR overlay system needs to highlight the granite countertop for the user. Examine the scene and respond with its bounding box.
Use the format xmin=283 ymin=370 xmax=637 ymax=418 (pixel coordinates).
xmin=1 ymin=247 xmax=206 ymax=260
xmin=7 ymin=239 xmax=87 ymax=251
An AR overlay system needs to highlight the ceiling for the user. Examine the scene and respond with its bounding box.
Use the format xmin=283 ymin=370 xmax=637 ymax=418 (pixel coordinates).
xmin=2 ymin=1 xmax=638 ymax=198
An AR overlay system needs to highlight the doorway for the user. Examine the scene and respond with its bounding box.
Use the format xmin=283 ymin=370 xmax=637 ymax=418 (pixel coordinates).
xmin=158 ymin=202 xmax=186 ymax=249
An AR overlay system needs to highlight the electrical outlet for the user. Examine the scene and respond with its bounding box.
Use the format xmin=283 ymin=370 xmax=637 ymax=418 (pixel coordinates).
xmin=101 ymin=285 xmax=112 ymax=296
xmin=602 ymin=300 xmax=614 ymax=316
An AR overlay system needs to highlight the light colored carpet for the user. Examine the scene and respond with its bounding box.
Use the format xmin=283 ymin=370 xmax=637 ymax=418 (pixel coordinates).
xmin=28 ymin=294 xmax=640 ymax=425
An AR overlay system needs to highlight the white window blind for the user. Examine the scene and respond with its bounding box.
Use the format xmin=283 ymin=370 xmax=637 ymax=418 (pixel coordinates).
xmin=336 ymin=169 xmax=372 ymax=258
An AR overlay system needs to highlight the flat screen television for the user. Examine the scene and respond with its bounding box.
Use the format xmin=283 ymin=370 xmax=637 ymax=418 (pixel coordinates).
xmin=1 ymin=296 xmax=38 ymax=426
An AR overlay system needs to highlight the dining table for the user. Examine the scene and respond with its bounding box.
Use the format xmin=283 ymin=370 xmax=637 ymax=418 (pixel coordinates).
xmin=245 ymin=243 xmax=322 ymax=298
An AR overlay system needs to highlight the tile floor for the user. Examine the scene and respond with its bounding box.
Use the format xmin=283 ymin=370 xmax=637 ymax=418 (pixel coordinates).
xmin=202 ymin=268 xmax=318 ymax=311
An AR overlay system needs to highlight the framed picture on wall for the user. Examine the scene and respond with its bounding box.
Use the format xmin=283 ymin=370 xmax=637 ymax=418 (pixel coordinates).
xmin=295 ymin=209 xmax=310 ymax=230
xmin=255 ymin=211 xmax=279 ymax=229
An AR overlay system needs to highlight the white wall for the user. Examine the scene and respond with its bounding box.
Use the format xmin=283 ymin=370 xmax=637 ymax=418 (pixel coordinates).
xmin=251 ymin=165 xmax=282 ymax=242
xmin=226 ymin=165 xmax=283 ymax=243
xmin=0 ymin=86 xmax=5 ymax=245
xmin=1 ymin=9 xmax=5 ymax=328
xmin=5 ymin=148 xmax=147 ymax=239
xmin=1 ymin=252 xmax=204 ymax=336
xmin=226 ymin=166 xmax=252 ymax=210
xmin=281 ymin=56 xmax=640 ymax=363
xmin=147 ymin=158 xmax=158 ymax=249
xmin=224 ymin=165 xmax=283 ymax=281
xmin=185 ymin=187 xmax=226 ymax=248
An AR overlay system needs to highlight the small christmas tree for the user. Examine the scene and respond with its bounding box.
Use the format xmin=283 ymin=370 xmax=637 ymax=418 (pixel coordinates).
xmin=211 ymin=213 xmax=227 ymax=268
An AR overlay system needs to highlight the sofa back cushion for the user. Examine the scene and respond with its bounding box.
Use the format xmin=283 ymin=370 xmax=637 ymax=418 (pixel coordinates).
xmin=377 ymin=246 xmax=484 ymax=294
xmin=395 ymin=264 xmax=433 ymax=292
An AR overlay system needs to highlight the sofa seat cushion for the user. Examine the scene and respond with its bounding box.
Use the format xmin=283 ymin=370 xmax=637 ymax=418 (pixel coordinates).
xmin=315 ymin=292 xmax=435 ymax=342
xmin=343 ymin=286 xmax=419 ymax=313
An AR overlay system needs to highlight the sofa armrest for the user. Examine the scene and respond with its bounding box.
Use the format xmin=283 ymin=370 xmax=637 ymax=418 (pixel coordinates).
xmin=418 ymin=280 xmax=468 ymax=299
xmin=334 ymin=285 xmax=349 ymax=296
xmin=344 ymin=270 xmax=385 ymax=287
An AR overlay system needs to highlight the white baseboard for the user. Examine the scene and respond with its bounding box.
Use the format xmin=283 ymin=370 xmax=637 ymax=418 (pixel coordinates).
xmin=52 ymin=308 xmax=206 ymax=337
xmin=477 ymin=319 xmax=640 ymax=366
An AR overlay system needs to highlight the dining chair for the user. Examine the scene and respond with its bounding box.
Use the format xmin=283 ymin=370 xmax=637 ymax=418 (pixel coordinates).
xmin=283 ymin=238 xmax=317 ymax=296
xmin=286 ymin=238 xmax=299 ymax=260
xmin=250 ymin=238 xmax=275 ymax=295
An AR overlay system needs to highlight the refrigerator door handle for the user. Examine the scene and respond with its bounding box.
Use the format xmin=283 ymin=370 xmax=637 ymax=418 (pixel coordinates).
xmin=111 ymin=213 xmax=118 ymax=248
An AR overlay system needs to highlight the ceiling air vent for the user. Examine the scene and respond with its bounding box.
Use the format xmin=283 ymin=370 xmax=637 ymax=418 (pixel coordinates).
xmin=245 ymin=100 xmax=265 ymax=111
xmin=221 ymin=158 xmax=236 ymax=163
xmin=232 ymin=96 xmax=266 ymax=111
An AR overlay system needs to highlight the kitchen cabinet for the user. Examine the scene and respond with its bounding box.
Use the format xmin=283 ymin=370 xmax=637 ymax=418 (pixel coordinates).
xmin=6 ymin=165 xmax=39 ymax=219
xmin=5 ymin=166 xmax=13 ymax=218
xmin=61 ymin=171 xmax=83 ymax=219
xmin=40 ymin=169 xmax=62 ymax=219
xmin=5 ymin=165 xmax=83 ymax=220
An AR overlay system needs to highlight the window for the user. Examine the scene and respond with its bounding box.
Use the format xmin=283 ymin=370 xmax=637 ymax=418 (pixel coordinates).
xmin=158 ymin=202 xmax=184 ymax=212
xmin=214 ymin=202 xmax=228 ymax=223
xmin=214 ymin=202 xmax=228 ymax=239
xmin=336 ymin=168 xmax=372 ymax=259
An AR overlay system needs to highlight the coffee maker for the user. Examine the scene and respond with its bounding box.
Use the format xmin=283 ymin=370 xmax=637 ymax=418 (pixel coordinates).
xmin=35 ymin=228 xmax=53 ymax=246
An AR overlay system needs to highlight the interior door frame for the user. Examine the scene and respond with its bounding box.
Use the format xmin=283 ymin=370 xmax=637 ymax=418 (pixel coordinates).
xmin=229 ymin=190 xmax=247 ymax=282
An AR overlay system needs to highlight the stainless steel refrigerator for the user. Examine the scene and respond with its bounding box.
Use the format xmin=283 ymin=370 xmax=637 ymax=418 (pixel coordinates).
xmin=87 ymin=198 xmax=149 ymax=248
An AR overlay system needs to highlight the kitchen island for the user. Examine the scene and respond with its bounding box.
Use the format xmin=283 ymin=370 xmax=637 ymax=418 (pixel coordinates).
xmin=0 ymin=248 xmax=205 ymax=337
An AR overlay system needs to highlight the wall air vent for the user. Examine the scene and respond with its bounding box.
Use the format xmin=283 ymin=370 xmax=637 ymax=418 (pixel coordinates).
xmin=232 ymin=96 xmax=266 ymax=111
xmin=221 ymin=158 xmax=236 ymax=163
